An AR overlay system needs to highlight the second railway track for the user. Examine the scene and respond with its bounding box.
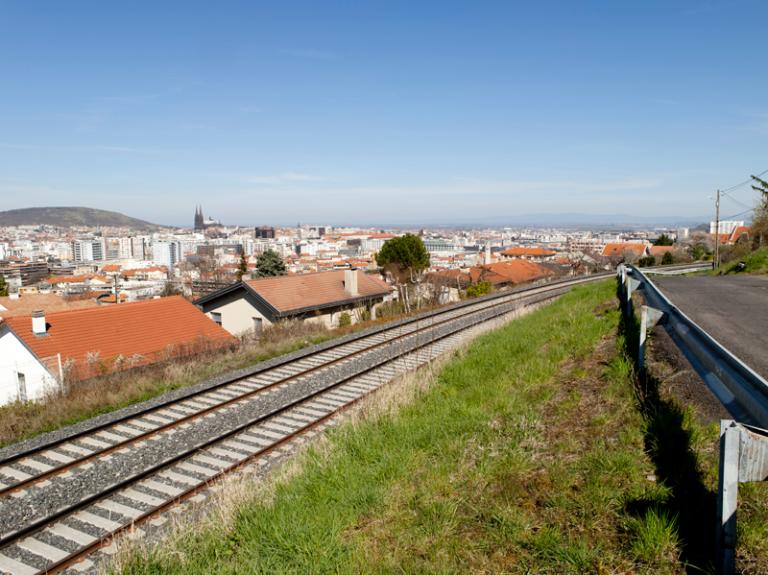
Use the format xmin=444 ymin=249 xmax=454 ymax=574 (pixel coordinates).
xmin=0 ymin=273 xmax=609 ymax=575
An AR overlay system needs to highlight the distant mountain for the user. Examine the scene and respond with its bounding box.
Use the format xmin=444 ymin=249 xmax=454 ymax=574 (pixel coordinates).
xmin=369 ymin=212 xmax=710 ymax=230
xmin=0 ymin=207 xmax=161 ymax=230
xmin=487 ymin=212 xmax=710 ymax=228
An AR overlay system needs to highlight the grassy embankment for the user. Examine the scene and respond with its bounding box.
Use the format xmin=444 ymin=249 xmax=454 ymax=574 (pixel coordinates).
xmin=722 ymin=247 xmax=768 ymax=274
xmin=116 ymin=281 xmax=712 ymax=574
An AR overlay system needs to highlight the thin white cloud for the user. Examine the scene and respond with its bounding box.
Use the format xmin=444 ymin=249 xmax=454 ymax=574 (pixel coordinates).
xmin=246 ymin=172 xmax=326 ymax=184
xmin=0 ymin=142 xmax=187 ymax=154
xmin=91 ymin=94 xmax=160 ymax=103
xmin=451 ymin=176 xmax=663 ymax=193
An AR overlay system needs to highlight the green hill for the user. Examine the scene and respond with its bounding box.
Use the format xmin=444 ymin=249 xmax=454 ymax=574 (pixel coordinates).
xmin=0 ymin=207 xmax=161 ymax=229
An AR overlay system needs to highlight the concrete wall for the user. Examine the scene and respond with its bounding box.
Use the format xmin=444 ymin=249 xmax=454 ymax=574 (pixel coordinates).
xmin=0 ymin=329 xmax=59 ymax=406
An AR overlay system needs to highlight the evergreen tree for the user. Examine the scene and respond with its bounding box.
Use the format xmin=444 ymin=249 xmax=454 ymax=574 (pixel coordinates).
xmin=375 ymin=234 xmax=430 ymax=313
xmin=662 ymin=251 xmax=674 ymax=265
xmin=653 ymin=233 xmax=674 ymax=246
xmin=253 ymin=249 xmax=287 ymax=278
xmin=375 ymin=234 xmax=430 ymax=284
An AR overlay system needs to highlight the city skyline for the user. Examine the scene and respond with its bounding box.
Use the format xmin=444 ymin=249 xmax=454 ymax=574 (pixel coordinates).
xmin=1 ymin=1 xmax=767 ymax=224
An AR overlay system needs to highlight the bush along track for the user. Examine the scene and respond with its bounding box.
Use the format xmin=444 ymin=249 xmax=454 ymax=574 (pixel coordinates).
xmin=116 ymin=281 xmax=698 ymax=574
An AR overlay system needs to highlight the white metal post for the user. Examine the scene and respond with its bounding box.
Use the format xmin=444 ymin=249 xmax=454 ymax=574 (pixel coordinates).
xmin=717 ymin=420 xmax=739 ymax=575
xmin=638 ymin=305 xmax=664 ymax=369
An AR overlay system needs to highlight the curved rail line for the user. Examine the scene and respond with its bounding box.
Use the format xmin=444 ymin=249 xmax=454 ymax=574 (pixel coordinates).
xmin=0 ymin=274 xmax=609 ymax=575
xmin=0 ymin=274 xmax=604 ymax=496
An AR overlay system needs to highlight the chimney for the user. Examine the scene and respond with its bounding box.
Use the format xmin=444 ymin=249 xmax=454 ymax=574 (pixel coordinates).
xmin=344 ymin=269 xmax=359 ymax=297
xmin=32 ymin=309 xmax=46 ymax=335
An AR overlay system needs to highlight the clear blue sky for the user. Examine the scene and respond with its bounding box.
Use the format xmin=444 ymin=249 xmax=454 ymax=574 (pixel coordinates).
xmin=1 ymin=1 xmax=766 ymax=226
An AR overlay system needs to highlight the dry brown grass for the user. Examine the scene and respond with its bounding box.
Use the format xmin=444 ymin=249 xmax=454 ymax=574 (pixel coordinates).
xmin=0 ymin=303 xmax=448 ymax=449
xmin=0 ymin=320 xmax=359 ymax=448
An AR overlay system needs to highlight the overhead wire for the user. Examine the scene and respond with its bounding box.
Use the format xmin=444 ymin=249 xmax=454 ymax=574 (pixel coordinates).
xmin=722 ymin=207 xmax=756 ymax=220
xmin=720 ymin=168 xmax=768 ymax=193
xmin=721 ymin=190 xmax=754 ymax=210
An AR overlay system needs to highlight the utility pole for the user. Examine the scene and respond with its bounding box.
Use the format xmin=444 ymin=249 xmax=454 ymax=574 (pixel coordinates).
xmin=714 ymin=189 xmax=721 ymax=270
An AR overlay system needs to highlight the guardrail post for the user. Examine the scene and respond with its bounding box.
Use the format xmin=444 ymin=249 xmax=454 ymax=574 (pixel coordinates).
xmin=717 ymin=420 xmax=740 ymax=575
xmin=625 ymin=277 xmax=641 ymax=316
xmin=716 ymin=420 xmax=768 ymax=574
xmin=638 ymin=305 xmax=664 ymax=369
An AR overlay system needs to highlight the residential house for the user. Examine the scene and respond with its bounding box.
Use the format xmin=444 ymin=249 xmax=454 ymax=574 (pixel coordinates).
xmin=195 ymin=269 xmax=394 ymax=335
xmin=0 ymin=296 xmax=235 ymax=405
xmin=0 ymin=293 xmax=98 ymax=318
xmin=649 ymin=246 xmax=677 ymax=260
xmin=601 ymin=243 xmax=649 ymax=262
xmin=468 ymin=260 xmax=555 ymax=288
xmin=499 ymin=247 xmax=557 ymax=261
xmin=727 ymin=226 xmax=751 ymax=245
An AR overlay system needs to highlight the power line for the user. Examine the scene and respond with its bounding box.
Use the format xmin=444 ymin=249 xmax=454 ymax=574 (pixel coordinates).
xmin=722 ymin=207 xmax=755 ymax=220
xmin=721 ymin=190 xmax=753 ymax=210
xmin=721 ymin=168 xmax=768 ymax=193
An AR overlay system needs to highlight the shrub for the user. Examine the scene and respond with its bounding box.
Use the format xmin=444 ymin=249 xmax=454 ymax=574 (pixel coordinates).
xmin=465 ymin=281 xmax=492 ymax=298
xmin=638 ymin=256 xmax=656 ymax=267
xmin=661 ymin=251 xmax=674 ymax=265
xmin=338 ymin=312 xmax=352 ymax=327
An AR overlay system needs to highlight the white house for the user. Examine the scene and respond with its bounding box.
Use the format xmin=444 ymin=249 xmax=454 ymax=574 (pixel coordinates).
xmin=0 ymin=312 xmax=61 ymax=404
xmin=0 ymin=297 xmax=235 ymax=406
xmin=195 ymin=269 xmax=394 ymax=336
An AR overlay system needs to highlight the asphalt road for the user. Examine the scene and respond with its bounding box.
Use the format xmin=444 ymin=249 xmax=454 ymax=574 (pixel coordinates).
xmin=652 ymin=274 xmax=768 ymax=379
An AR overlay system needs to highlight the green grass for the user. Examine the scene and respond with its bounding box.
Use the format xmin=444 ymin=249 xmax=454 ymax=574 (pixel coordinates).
xmin=723 ymin=247 xmax=768 ymax=274
xmin=116 ymin=281 xmax=685 ymax=575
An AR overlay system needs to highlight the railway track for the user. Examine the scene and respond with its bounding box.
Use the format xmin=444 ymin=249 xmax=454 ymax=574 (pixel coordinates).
xmin=0 ymin=273 xmax=609 ymax=575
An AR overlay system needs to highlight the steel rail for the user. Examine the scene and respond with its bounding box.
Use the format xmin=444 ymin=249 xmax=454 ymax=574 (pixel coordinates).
xmin=629 ymin=265 xmax=768 ymax=426
xmin=0 ymin=278 xmax=576 ymax=497
xmin=0 ymin=271 xmax=612 ymax=471
xmin=0 ymin=282 xmax=583 ymax=574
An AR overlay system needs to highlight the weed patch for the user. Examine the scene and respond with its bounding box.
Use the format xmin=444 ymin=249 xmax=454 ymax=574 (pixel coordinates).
xmin=115 ymin=281 xmax=689 ymax=574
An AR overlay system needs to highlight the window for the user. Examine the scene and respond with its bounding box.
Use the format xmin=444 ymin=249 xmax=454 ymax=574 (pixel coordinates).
xmin=17 ymin=372 xmax=27 ymax=402
xmin=211 ymin=312 xmax=222 ymax=326
xmin=253 ymin=317 xmax=263 ymax=334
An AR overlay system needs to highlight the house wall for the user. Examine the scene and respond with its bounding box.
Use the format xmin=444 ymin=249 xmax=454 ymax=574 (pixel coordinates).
xmin=200 ymin=290 xmax=273 ymax=336
xmin=302 ymin=301 xmax=385 ymax=328
xmin=200 ymin=288 xmax=393 ymax=334
xmin=0 ymin=329 xmax=60 ymax=406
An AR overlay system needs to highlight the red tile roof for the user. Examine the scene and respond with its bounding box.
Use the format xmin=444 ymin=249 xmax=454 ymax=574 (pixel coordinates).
xmin=0 ymin=294 xmax=98 ymax=317
xmin=649 ymin=246 xmax=675 ymax=256
xmin=4 ymin=296 xmax=235 ymax=378
xmin=245 ymin=270 xmax=392 ymax=314
xmin=48 ymin=275 xmax=93 ymax=284
xmin=601 ymin=243 xmax=648 ymax=258
xmin=429 ymin=269 xmax=471 ymax=287
xmin=469 ymin=260 xmax=554 ymax=286
xmin=729 ymin=226 xmax=751 ymax=243
xmin=501 ymin=247 xmax=557 ymax=257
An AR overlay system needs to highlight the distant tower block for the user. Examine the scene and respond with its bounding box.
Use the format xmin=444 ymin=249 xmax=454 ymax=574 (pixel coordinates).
xmin=484 ymin=243 xmax=491 ymax=265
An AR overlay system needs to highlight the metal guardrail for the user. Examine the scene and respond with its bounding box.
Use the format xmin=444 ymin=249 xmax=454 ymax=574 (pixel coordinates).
xmin=640 ymin=261 xmax=713 ymax=275
xmin=622 ymin=264 xmax=768 ymax=428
